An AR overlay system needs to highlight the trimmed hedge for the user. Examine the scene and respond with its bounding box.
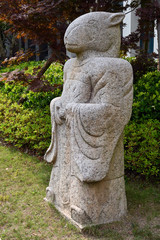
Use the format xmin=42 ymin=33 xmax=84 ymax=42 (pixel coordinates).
xmin=0 ymin=94 xmax=51 ymax=155
xmin=132 ymin=71 xmax=160 ymax=121
xmin=0 ymin=61 xmax=63 ymax=109
xmin=124 ymin=120 xmax=160 ymax=179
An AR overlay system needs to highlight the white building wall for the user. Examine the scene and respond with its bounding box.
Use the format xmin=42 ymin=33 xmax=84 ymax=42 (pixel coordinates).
xmin=154 ymin=22 xmax=158 ymax=54
xmin=123 ymin=0 xmax=158 ymax=56
xmin=123 ymin=0 xmax=139 ymax=56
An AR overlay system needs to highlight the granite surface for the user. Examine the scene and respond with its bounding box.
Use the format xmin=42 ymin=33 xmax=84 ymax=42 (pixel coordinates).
xmin=44 ymin=11 xmax=133 ymax=229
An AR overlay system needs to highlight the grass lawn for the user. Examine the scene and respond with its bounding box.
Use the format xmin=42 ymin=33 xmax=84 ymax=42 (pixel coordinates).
xmin=0 ymin=144 xmax=160 ymax=240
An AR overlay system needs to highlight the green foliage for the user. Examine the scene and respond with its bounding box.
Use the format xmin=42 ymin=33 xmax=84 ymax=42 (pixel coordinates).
xmin=23 ymin=61 xmax=63 ymax=85
xmin=0 ymin=61 xmax=63 ymax=154
xmin=43 ymin=62 xmax=63 ymax=85
xmin=130 ymin=53 xmax=157 ymax=83
xmin=0 ymin=60 xmax=63 ymax=84
xmin=121 ymin=56 xmax=136 ymax=63
xmin=0 ymin=82 xmax=27 ymax=102
xmin=23 ymin=62 xmax=63 ymax=109
xmin=132 ymin=71 xmax=160 ymax=121
xmin=123 ymin=53 xmax=157 ymax=83
xmin=23 ymin=90 xmax=61 ymax=109
xmin=0 ymin=61 xmax=43 ymax=74
xmin=0 ymin=94 xmax=51 ymax=154
xmin=0 ymin=61 xmax=63 ymax=109
xmin=124 ymin=120 xmax=160 ymax=179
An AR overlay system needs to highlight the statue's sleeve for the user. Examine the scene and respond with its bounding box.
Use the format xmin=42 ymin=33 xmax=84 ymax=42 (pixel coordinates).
xmin=44 ymin=97 xmax=61 ymax=163
xmin=44 ymin=60 xmax=70 ymax=163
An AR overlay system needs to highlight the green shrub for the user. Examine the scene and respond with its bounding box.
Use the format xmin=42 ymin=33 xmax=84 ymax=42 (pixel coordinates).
xmin=124 ymin=119 xmax=160 ymax=179
xmin=24 ymin=62 xmax=63 ymax=109
xmin=0 ymin=61 xmax=43 ymax=74
xmin=132 ymin=71 xmax=160 ymax=121
xmin=0 ymin=82 xmax=27 ymax=102
xmin=129 ymin=53 xmax=157 ymax=83
xmin=0 ymin=61 xmax=63 ymax=154
xmin=23 ymin=90 xmax=62 ymax=109
xmin=0 ymin=61 xmax=63 ymax=86
xmin=0 ymin=61 xmax=63 ymax=109
xmin=0 ymin=93 xmax=51 ymax=155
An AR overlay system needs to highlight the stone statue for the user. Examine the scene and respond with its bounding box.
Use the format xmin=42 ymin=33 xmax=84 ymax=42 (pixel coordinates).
xmin=44 ymin=12 xmax=133 ymax=229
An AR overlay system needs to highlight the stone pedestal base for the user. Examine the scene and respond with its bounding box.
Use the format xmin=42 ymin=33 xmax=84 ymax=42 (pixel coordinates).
xmin=45 ymin=175 xmax=127 ymax=229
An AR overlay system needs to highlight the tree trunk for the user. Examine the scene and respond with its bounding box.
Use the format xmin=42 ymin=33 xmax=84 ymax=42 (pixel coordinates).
xmin=36 ymin=53 xmax=55 ymax=80
xmin=0 ymin=35 xmax=6 ymax=60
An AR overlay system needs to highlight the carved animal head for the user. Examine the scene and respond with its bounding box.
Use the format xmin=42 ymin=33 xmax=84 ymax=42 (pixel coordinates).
xmin=64 ymin=12 xmax=124 ymax=57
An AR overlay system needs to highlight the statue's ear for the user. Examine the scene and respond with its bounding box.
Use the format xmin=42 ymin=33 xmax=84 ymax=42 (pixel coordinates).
xmin=109 ymin=13 xmax=125 ymax=27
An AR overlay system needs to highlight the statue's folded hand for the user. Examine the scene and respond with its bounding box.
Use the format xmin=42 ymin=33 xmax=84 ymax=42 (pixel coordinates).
xmin=65 ymin=103 xmax=79 ymax=128
xmin=54 ymin=101 xmax=66 ymax=125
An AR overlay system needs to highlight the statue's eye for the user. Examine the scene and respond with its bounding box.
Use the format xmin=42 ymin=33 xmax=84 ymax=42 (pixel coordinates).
xmin=88 ymin=20 xmax=96 ymax=25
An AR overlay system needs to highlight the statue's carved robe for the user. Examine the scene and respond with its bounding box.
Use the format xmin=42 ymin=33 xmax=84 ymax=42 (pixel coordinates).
xmin=44 ymin=57 xmax=133 ymax=225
